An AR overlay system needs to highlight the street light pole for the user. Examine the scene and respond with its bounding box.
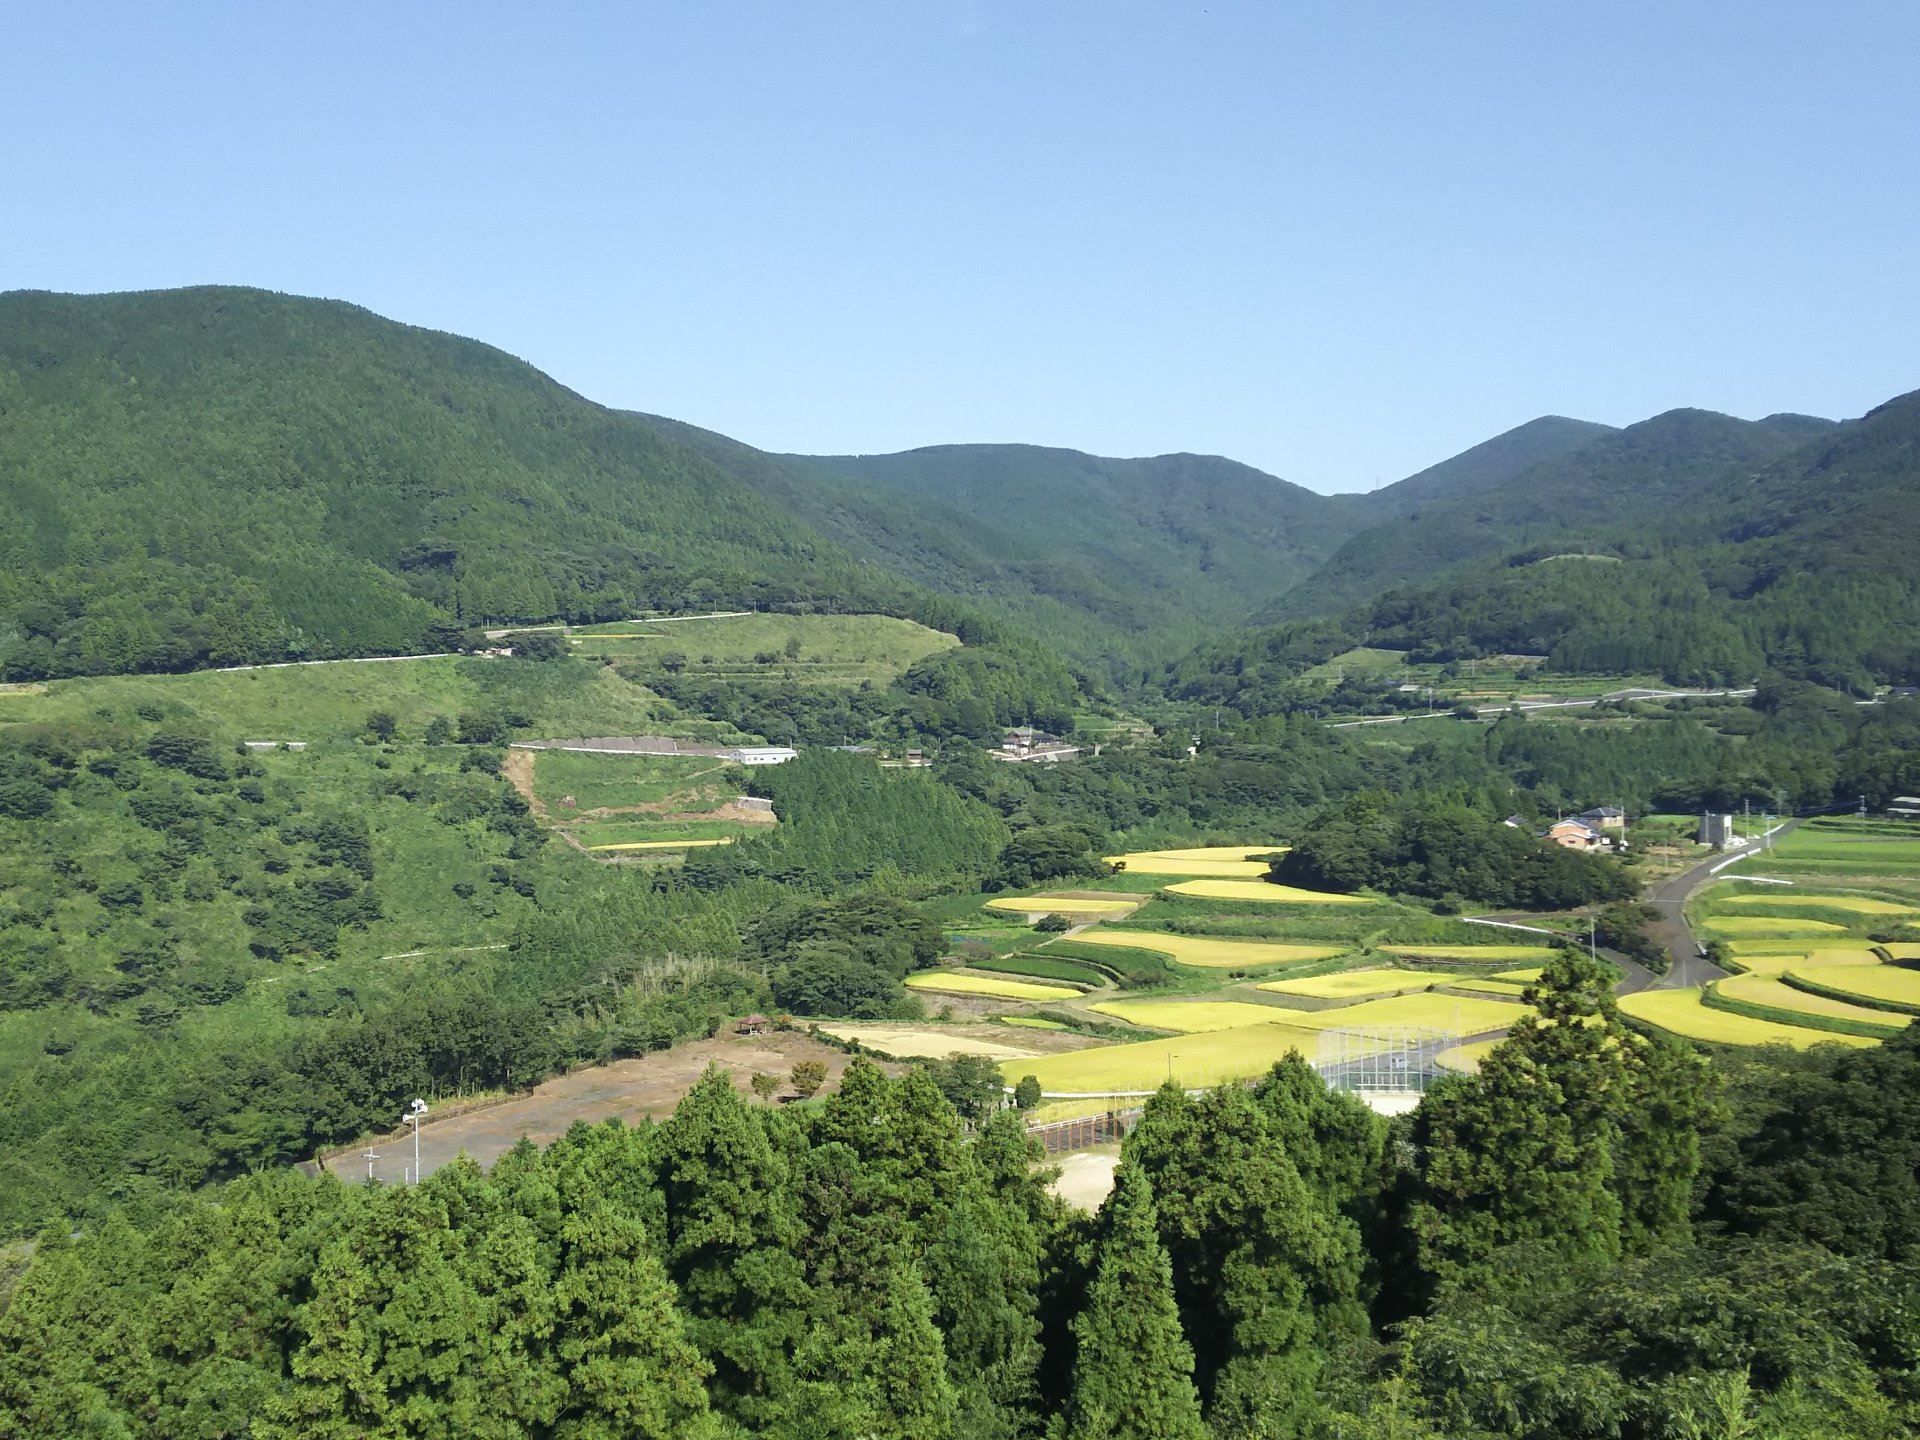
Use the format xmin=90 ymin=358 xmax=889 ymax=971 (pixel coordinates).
xmin=402 ymin=1098 xmax=428 ymax=1184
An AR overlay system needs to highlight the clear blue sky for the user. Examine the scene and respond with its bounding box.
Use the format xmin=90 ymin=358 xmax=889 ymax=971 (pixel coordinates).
xmin=6 ymin=3 xmax=1917 ymax=492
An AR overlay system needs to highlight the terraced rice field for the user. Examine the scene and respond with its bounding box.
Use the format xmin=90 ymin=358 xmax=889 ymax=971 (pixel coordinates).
xmin=585 ymin=837 xmax=734 ymax=852
xmin=1068 ymin=930 xmax=1348 ymax=969
xmin=1723 ymin=944 xmax=1882 ymax=976
xmin=1714 ymin=973 xmax=1911 ymax=1028
xmin=1258 ymin=968 xmax=1437 ymax=999
xmin=1620 ymin=989 xmax=1877 ymax=1049
xmin=982 ymin=896 xmax=1142 ymax=917
xmin=997 ymin=1020 xmax=1333 ymax=1094
xmin=1886 ymin=943 xmax=1920 ymax=962
xmin=1104 ymin=846 xmax=1285 ymax=877
xmin=903 ymin=973 xmax=1081 ymax=1002
xmin=1718 ymin=891 xmax=1917 ymax=916
xmin=1164 ymin=879 xmax=1369 ymax=905
xmin=815 ymin=1025 xmax=1043 ymax=1060
xmin=1270 ymin=992 xmax=1531 ymax=1034
xmin=1789 ymin=962 xmax=1920 ymax=1011
xmin=1700 ymin=915 xmax=1849 ymax=935
xmin=1379 ymin=944 xmax=1561 ymax=963
xmin=1088 ymin=999 xmax=1304 ymax=1033
xmin=997 ymin=1016 xmax=1069 ymax=1031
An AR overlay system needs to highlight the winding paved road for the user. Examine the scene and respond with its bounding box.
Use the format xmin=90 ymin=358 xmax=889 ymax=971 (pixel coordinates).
xmin=1644 ymin=818 xmax=1802 ymax=987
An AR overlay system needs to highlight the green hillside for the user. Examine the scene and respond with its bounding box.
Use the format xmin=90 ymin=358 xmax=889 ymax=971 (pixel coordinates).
xmin=1169 ymin=391 xmax=1920 ymax=710
xmin=1273 ymin=408 xmax=1838 ymax=619
xmin=647 ymin=414 xmax=1374 ymax=676
xmin=0 ymin=287 xmax=926 ymax=681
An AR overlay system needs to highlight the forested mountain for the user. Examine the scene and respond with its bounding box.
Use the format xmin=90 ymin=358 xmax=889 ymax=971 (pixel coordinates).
xmin=0 ymin=287 xmax=931 ymax=680
xmin=644 ymin=420 xmax=1373 ymax=676
xmin=1170 ymin=391 xmax=1920 ymax=711
xmin=1269 ymin=407 xmax=1838 ymax=619
xmin=1347 ymin=413 xmax=1617 ymax=516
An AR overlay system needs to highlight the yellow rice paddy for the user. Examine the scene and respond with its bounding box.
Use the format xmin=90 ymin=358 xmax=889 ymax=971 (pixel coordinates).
xmin=1619 ymin=989 xmax=1876 ymax=1049
xmin=1164 ymin=879 xmax=1369 ymax=905
xmin=1271 ymin=992 xmax=1531 ymax=1034
xmin=1714 ymin=973 xmax=1911 ymax=1028
xmin=1067 ymin=930 xmax=1348 ymax=969
xmin=1104 ymin=857 xmax=1272 ymax=877
xmin=586 ymin=837 xmax=734 ymax=851
xmin=815 ymin=1025 xmax=1043 ymax=1060
xmin=903 ymin=972 xmax=1081 ymax=1002
xmin=1719 ymin=891 xmax=1917 ymax=916
xmin=1108 ymin=845 xmax=1288 ymax=864
xmin=1719 ymin=890 xmax=1917 ymax=916
xmin=1789 ymin=962 xmax=1920 ymax=1010
xmin=1701 ymin=915 xmax=1849 ymax=935
xmin=1379 ymin=944 xmax=1561 ymax=962
xmin=1436 ymin=1039 xmax=1504 ymax=1073
xmin=1088 ymin=999 xmax=1306 ymax=1033
xmin=1257 ymin=968 xmax=1437 ymax=999
xmin=996 ymin=1021 xmax=1333 ymax=1094
xmin=1723 ymin=944 xmax=1882 ymax=977
xmin=982 ymin=896 xmax=1142 ymax=916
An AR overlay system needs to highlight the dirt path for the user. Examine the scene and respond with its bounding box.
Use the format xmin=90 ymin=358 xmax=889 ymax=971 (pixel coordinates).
xmin=319 ymin=1031 xmax=891 ymax=1185
xmin=1049 ymin=1147 xmax=1121 ymax=1211
xmin=501 ymin=747 xmax=548 ymax=821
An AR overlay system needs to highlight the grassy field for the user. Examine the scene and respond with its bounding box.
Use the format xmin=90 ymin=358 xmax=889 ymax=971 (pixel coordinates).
xmin=0 ymin=654 xmax=676 ymax=742
xmin=1378 ymin=944 xmax=1562 ymax=963
xmin=585 ymin=837 xmax=734 ymax=852
xmin=520 ymin=748 xmax=772 ymax=851
xmin=570 ymin=818 xmax=760 ymax=846
xmin=567 ymin=613 xmax=958 ymax=687
xmin=1620 ymin=989 xmax=1878 ymax=1049
xmin=530 ymin=750 xmax=739 ymax=813
xmin=1447 ymin=979 xmax=1533 ymax=997
xmin=903 ymin=972 xmax=1082 ymax=1002
xmin=1066 ymin=930 xmax=1348 ymax=970
xmin=1258 ymin=968 xmax=1438 ymax=999
xmin=983 ymin=896 xmax=1143 ymax=917
xmin=997 ymin=1021 xmax=1331 ymax=1094
xmin=1163 ymin=879 xmax=1370 ymax=905
xmin=997 ymin=1016 xmax=1070 ymax=1031
xmin=970 ymin=953 xmax=1113 ymax=986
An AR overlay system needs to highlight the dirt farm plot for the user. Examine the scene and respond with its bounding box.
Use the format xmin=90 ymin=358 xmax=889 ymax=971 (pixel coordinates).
xmin=319 ymin=1031 xmax=878 ymax=1185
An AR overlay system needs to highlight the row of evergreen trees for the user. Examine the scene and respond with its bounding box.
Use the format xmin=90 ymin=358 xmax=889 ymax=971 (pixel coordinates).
xmin=7 ymin=951 xmax=1913 ymax=1436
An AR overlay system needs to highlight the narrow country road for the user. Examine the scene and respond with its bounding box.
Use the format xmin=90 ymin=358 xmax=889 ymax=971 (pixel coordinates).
xmin=1645 ymin=818 xmax=1802 ymax=987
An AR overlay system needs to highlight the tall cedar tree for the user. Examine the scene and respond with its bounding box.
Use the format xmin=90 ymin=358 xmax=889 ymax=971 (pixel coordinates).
xmin=1064 ymin=1164 xmax=1208 ymax=1440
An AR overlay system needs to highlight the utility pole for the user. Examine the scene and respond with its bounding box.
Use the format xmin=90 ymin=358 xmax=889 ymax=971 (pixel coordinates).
xmin=363 ymin=1146 xmax=380 ymax=1183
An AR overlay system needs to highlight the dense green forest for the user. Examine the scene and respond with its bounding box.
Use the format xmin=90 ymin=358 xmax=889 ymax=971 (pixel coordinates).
xmin=7 ymin=959 xmax=1917 ymax=1437
xmin=1171 ymin=391 xmax=1920 ymax=705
